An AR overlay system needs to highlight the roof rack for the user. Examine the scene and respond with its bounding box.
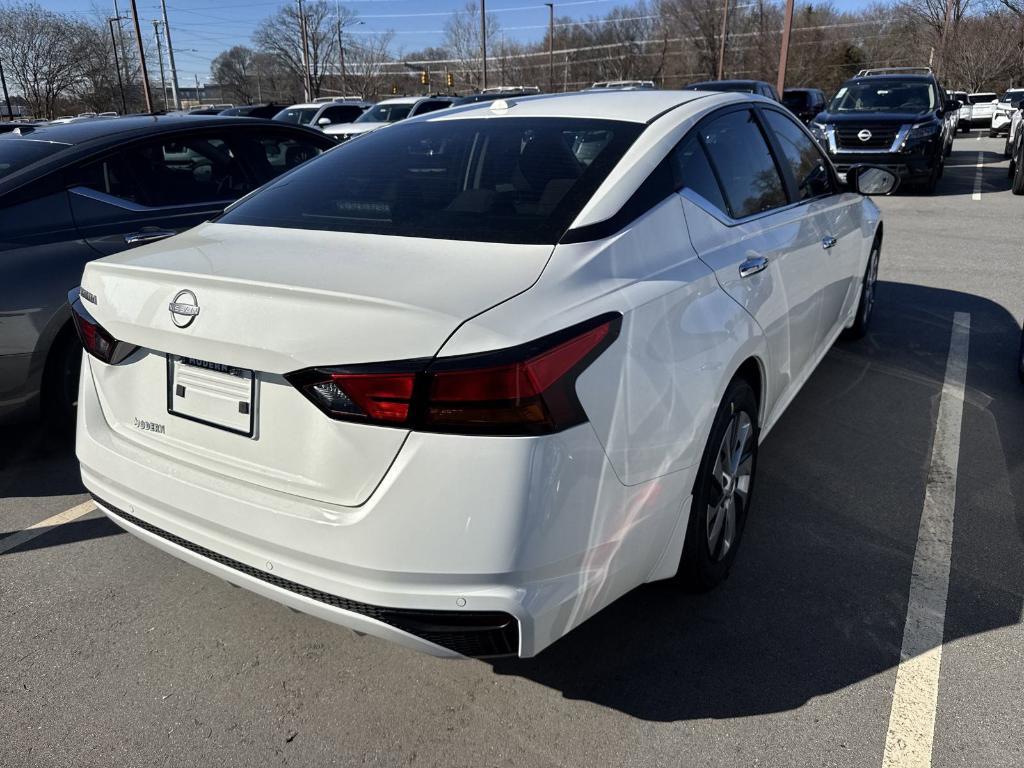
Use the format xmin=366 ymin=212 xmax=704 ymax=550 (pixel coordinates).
xmin=855 ymin=66 xmax=933 ymax=77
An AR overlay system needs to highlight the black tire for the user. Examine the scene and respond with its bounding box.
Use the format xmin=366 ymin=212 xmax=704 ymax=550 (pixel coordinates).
xmin=1009 ymin=156 xmax=1016 ymax=180
xmin=1018 ymin=326 xmax=1024 ymax=385
xmin=677 ymin=378 xmax=759 ymax=592
xmin=843 ymin=239 xmax=880 ymax=340
xmin=1004 ymin=137 xmax=1012 ymax=159
xmin=42 ymin=328 xmax=82 ymax=428
xmin=1013 ymin=156 xmax=1024 ymax=195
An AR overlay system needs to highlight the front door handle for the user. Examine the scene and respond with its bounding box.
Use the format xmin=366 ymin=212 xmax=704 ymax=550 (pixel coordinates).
xmin=822 ymin=235 xmax=838 ymax=250
xmin=738 ymin=256 xmax=769 ymax=278
xmin=123 ymin=229 xmax=176 ymax=245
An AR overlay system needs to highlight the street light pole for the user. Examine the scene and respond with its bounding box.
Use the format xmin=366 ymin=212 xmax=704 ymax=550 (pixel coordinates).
xmin=127 ymin=0 xmax=153 ymax=112
xmin=108 ymin=17 xmax=128 ymax=114
xmin=160 ymin=0 xmax=181 ymax=109
xmin=716 ymin=0 xmax=730 ymax=80
xmin=336 ymin=11 xmax=365 ymax=97
xmin=0 ymin=54 xmax=13 ymax=120
xmin=152 ymin=20 xmax=168 ymax=110
xmin=776 ymin=0 xmax=794 ymax=97
xmin=545 ymin=3 xmax=554 ymax=93
xmin=480 ymin=0 xmax=488 ymax=90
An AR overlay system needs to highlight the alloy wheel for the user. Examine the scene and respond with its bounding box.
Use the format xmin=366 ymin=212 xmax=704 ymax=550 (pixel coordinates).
xmin=706 ymin=410 xmax=754 ymax=561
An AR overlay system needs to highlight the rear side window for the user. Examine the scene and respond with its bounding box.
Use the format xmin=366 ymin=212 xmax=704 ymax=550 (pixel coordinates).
xmin=410 ymin=100 xmax=453 ymax=117
xmin=671 ymin=134 xmax=727 ymax=213
xmin=762 ymin=110 xmax=834 ymax=200
xmin=699 ymin=109 xmax=788 ymax=218
xmin=219 ymin=117 xmax=643 ymax=244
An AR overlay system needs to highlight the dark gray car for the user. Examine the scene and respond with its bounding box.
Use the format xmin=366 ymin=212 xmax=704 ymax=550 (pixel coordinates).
xmin=0 ymin=115 xmax=335 ymax=424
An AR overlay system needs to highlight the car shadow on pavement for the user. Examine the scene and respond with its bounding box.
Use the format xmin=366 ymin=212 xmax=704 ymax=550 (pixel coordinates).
xmin=490 ymin=281 xmax=1024 ymax=722
xmin=0 ymin=421 xmax=85 ymax=499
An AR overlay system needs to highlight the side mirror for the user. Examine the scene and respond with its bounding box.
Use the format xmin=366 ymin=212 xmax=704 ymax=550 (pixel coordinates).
xmin=944 ymin=99 xmax=960 ymax=113
xmin=849 ymin=165 xmax=899 ymax=196
xmin=317 ymin=117 xmax=331 ymax=126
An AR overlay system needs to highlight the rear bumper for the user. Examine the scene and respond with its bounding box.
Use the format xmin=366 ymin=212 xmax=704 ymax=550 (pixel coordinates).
xmin=77 ymin=355 xmax=696 ymax=658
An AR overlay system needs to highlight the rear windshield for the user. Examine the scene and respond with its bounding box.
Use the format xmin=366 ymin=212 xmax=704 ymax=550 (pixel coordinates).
xmin=0 ymin=138 xmax=68 ymax=179
xmin=219 ymin=117 xmax=643 ymax=244
xmin=355 ymin=103 xmax=414 ymax=123
xmin=782 ymin=92 xmax=809 ymax=108
xmin=829 ymin=80 xmax=936 ymax=112
xmin=967 ymin=93 xmax=996 ymax=104
xmin=273 ymin=107 xmax=318 ymax=124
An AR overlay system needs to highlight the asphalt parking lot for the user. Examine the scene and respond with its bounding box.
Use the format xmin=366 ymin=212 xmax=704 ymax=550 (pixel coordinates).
xmin=1 ymin=131 xmax=1022 ymax=768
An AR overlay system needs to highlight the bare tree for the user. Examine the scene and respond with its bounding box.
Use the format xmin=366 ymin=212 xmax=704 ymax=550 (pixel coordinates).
xmin=442 ymin=2 xmax=501 ymax=88
xmin=254 ymin=1 xmax=340 ymax=99
xmin=213 ymin=45 xmax=258 ymax=104
xmin=341 ymin=31 xmax=395 ymax=99
xmin=0 ymin=3 xmax=96 ymax=118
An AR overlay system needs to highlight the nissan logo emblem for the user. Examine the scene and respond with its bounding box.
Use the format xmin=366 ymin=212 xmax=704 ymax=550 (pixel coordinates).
xmin=857 ymin=129 xmax=873 ymax=142
xmin=169 ymin=290 xmax=200 ymax=328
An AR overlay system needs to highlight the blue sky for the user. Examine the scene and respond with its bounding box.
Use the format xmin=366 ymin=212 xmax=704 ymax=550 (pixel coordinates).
xmin=47 ymin=0 xmax=867 ymax=86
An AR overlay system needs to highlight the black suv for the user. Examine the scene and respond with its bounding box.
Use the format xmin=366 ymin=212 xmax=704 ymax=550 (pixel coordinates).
xmin=809 ymin=67 xmax=958 ymax=193
xmin=782 ymin=88 xmax=826 ymax=123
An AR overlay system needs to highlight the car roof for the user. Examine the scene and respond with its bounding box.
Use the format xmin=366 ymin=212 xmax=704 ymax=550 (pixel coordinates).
xmin=0 ymin=114 xmax=281 ymax=145
xmin=850 ymin=73 xmax=935 ymax=82
xmin=688 ymin=79 xmax=768 ymax=88
xmin=0 ymin=115 xmax=333 ymax=196
xmin=374 ymin=96 xmax=426 ymax=105
xmin=422 ymin=89 xmax=734 ymax=125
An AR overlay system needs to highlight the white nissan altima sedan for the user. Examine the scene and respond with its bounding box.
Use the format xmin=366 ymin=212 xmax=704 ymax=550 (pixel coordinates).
xmin=73 ymin=90 xmax=894 ymax=658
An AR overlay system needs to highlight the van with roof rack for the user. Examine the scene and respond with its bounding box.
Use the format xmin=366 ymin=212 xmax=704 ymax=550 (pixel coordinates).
xmin=808 ymin=67 xmax=957 ymax=193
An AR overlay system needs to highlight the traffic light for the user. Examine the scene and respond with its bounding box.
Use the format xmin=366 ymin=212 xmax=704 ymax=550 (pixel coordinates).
xmin=391 ymin=83 xmax=398 ymax=95
xmin=446 ymin=72 xmax=454 ymax=88
xmin=420 ymin=70 xmax=429 ymax=86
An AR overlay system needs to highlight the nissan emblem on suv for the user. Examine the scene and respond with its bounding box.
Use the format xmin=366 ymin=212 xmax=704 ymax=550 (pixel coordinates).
xmin=169 ymin=290 xmax=200 ymax=328
xmin=858 ymin=129 xmax=873 ymax=142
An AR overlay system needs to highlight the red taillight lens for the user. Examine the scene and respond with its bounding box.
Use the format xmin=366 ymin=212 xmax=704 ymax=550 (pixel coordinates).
xmin=68 ymin=288 xmax=137 ymax=364
xmin=287 ymin=314 xmax=621 ymax=436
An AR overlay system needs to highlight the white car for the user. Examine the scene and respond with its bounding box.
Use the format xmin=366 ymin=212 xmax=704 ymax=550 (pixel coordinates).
xmin=73 ymin=91 xmax=893 ymax=658
xmin=324 ymin=96 xmax=455 ymax=142
xmin=272 ymin=98 xmax=372 ymax=130
xmin=993 ymin=88 xmax=1024 ymax=139
xmin=962 ymin=92 xmax=997 ymax=130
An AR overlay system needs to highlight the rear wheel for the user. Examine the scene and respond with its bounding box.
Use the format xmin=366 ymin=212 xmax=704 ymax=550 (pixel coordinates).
xmin=844 ymin=240 xmax=880 ymax=340
xmin=1013 ymin=150 xmax=1024 ymax=195
xmin=42 ymin=328 xmax=82 ymax=428
xmin=677 ymin=378 xmax=759 ymax=591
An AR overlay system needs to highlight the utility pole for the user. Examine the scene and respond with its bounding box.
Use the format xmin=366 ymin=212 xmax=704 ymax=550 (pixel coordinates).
xmin=775 ymin=0 xmax=794 ymax=96
xmin=160 ymin=0 xmax=181 ymax=109
xmin=152 ymin=21 xmax=168 ymax=110
xmin=545 ymin=3 xmax=554 ymax=93
xmin=127 ymin=0 xmax=153 ymax=112
xmin=108 ymin=17 xmax=128 ymax=114
xmin=716 ymin=0 xmax=729 ymax=80
xmin=112 ymin=0 xmax=130 ymax=100
xmin=297 ymin=0 xmax=312 ymax=100
xmin=480 ymin=0 xmax=488 ymax=90
xmin=0 ymin=53 xmax=13 ymax=120
xmin=195 ymin=73 xmax=201 ymax=105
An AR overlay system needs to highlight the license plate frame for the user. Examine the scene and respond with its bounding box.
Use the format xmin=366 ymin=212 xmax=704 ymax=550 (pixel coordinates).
xmin=166 ymin=355 xmax=256 ymax=437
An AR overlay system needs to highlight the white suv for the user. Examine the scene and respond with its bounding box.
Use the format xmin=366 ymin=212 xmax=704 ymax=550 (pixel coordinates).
xmin=272 ymin=98 xmax=372 ymax=130
xmin=962 ymin=92 xmax=997 ymax=131
xmin=992 ymin=88 xmax=1024 ymax=138
xmin=324 ymin=96 xmax=456 ymax=142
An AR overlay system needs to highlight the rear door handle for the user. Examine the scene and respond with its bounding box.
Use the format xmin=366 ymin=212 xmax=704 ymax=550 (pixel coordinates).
xmin=123 ymin=229 xmax=176 ymax=245
xmin=738 ymin=256 xmax=769 ymax=278
xmin=822 ymin=235 xmax=838 ymax=250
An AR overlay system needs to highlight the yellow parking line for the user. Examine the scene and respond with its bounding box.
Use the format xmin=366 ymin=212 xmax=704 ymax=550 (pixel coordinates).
xmin=0 ymin=500 xmax=97 ymax=555
xmin=881 ymin=312 xmax=970 ymax=768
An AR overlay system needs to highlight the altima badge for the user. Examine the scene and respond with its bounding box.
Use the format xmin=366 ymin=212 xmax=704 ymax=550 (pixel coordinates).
xmin=857 ymin=129 xmax=873 ymax=142
xmin=169 ymin=290 xmax=200 ymax=328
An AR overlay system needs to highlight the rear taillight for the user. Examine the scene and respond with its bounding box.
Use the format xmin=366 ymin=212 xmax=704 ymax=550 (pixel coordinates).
xmin=286 ymin=314 xmax=621 ymax=436
xmin=68 ymin=288 xmax=137 ymax=364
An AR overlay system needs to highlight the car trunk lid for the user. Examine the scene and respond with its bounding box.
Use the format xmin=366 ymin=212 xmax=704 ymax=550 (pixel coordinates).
xmin=81 ymin=222 xmax=552 ymax=507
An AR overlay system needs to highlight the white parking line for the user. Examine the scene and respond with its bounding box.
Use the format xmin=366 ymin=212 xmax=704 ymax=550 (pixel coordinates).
xmin=0 ymin=500 xmax=96 ymax=555
xmin=881 ymin=312 xmax=970 ymax=768
xmin=972 ymin=153 xmax=984 ymax=200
